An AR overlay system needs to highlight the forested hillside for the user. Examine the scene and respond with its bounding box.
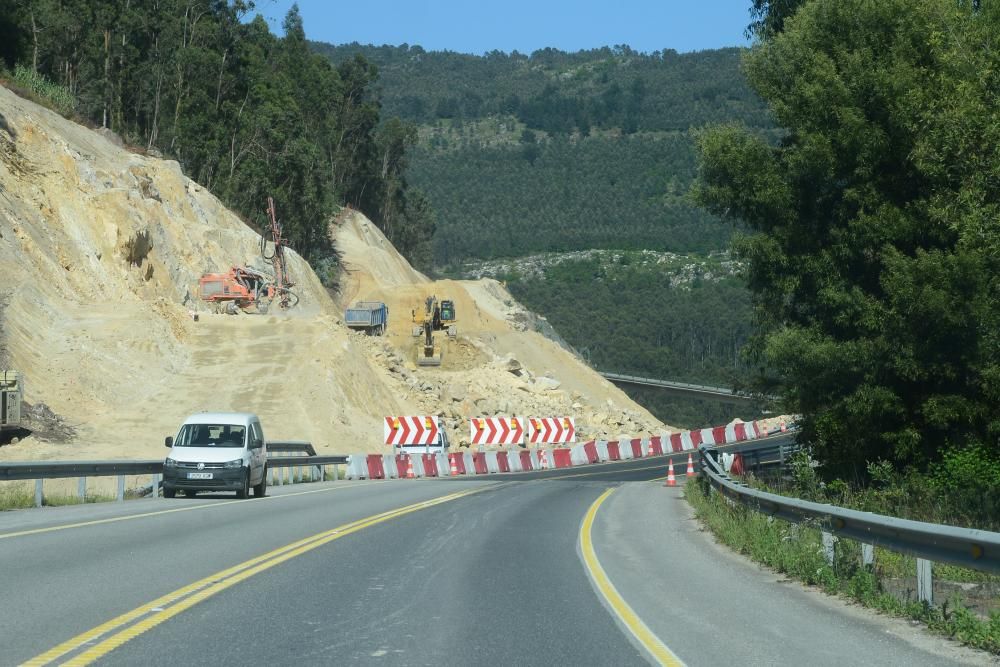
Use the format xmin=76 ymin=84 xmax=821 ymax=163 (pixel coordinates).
xmin=0 ymin=2 xmax=433 ymax=269
xmin=314 ymin=42 xmax=775 ymax=267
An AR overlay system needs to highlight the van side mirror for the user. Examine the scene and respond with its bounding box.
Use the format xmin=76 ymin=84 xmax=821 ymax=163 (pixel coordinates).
xmin=164 ymin=436 xmax=173 ymax=448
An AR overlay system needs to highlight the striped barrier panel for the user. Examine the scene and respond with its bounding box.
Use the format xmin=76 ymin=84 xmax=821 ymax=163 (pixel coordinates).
xmin=384 ymin=415 xmax=439 ymax=446
xmin=470 ymin=417 xmax=524 ymax=446
xmin=552 ymin=448 xmax=573 ymax=468
xmin=527 ymin=417 xmax=576 ymax=445
xmin=607 ymin=441 xmax=621 ymax=460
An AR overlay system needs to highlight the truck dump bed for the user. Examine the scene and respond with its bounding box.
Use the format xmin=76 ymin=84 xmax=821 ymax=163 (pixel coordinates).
xmin=345 ymin=301 xmax=388 ymax=335
xmin=1 ymin=371 xmax=23 ymax=429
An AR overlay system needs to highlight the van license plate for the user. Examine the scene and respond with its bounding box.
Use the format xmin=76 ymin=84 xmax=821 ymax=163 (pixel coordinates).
xmin=187 ymin=472 xmax=213 ymax=480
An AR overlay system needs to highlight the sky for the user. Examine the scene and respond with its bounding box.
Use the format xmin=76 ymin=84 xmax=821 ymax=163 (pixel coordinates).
xmin=249 ymin=0 xmax=754 ymax=55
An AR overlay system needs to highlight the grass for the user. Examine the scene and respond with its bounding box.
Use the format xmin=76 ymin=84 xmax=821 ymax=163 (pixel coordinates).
xmin=685 ymin=478 xmax=1000 ymax=655
xmin=4 ymin=65 xmax=76 ymax=116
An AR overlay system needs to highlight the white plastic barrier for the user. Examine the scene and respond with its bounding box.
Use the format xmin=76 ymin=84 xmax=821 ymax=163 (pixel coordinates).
xmin=570 ymin=444 xmax=589 ymax=466
xmin=619 ymin=442 xmax=634 ymax=460
xmin=596 ymin=440 xmax=610 ymax=462
xmin=345 ymin=455 xmax=368 ymax=480
xmin=436 ymin=453 xmax=451 ymax=476
xmin=383 ymin=455 xmax=400 ymax=479
xmin=507 ymin=450 xmax=523 ymax=472
xmin=485 ymin=451 xmax=500 ymax=474
xmin=725 ymin=423 xmax=738 ymax=444
xmin=640 ymin=438 xmax=651 ymax=456
xmin=463 ymin=452 xmax=475 ymax=475
xmin=528 ymin=449 xmax=541 ymax=470
xmin=699 ymin=428 xmax=715 ymax=447
xmin=681 ymin=431 xmax=695 ymax=450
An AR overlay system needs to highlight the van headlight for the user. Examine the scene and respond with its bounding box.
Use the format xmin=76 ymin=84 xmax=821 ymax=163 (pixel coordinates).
xmin=164 ymin=458 xmax=177 ymax=468
xmin=224 ymin=459 xmax=243 ymax=469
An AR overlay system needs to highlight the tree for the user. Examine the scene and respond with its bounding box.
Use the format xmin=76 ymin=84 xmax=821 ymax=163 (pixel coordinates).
xmin=695 ymin=0 xmax=1000 ymax=476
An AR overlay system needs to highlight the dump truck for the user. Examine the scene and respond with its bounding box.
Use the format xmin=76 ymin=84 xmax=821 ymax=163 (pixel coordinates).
xmin=1 ymin=371 xmax=23 ymax=432
xmin=345 ymin=301 xmax=388 ymax=335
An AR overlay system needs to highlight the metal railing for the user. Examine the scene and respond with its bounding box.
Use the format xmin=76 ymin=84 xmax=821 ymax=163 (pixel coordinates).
xmin=0 ymin=450 xmax=348 ymax=507
xmin=698 ymin=446 xmax=1000 ymax=604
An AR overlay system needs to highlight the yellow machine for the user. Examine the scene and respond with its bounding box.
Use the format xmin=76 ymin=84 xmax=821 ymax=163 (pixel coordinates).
xmin=411 ymin=296 xmax=457 ymax=366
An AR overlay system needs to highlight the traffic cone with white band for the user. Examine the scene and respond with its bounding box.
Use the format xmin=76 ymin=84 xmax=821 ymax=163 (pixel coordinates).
xmin=686 ymin=452 xmax=695 ymax=477
xmin=665 ymin=459 xmax=677 ymax=487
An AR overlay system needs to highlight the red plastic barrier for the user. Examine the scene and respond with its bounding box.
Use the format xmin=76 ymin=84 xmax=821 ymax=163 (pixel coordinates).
xmin=448 ymin=452 xmax=467 ymax=475
xmin=552 ymin=448 xmax=573 ymax=468
xmin=422 ymin=454 xmax=439 ymax=477
xmin=630 ymin=440 xmax=643 ymax=458
xmin=472 ymin=452 xmax=488 ymax=474
xmin=496 ymin=451 xmax=511 ymax=473
xmin=734 ymin=423 xmax=748 ymax=441
xmin=583 ymin=441 xmax=599 ymax=464
xmin=753 ymin=422 xmax=763 ymax=438
xmin=690 ymin=430 xmax=703 ymax=447
xmin=607 ymin=441 xmax=621 ymax=460
xmin=366 ymin=454 xmax=386 ymax=479
xmin=711 ymin=427 xmax=726 ymax=446
xmin=670 ymin=433 xmax=683 ymax=452
xmin=519 ymin=450 xmax=534 ymax=470
xmin=650 ymin=436 xmax=664 ymax=455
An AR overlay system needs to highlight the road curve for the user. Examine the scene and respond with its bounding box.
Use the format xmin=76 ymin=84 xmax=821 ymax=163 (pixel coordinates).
xmin=2 ymin=472 xmax=991 ymax=666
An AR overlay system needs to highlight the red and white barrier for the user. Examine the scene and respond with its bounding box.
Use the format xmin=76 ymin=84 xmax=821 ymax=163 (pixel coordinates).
xmin=595 ymin=440 xmax=610 ymax=462
xmin=470 ymin=417 xmax=524 ymax=446
xmin=484 ymin=451 xmax=501 ymax=474
xmin=384 ymin=416 xmax=439 ymax=446
xmin=527 ymin=417 xmax=576 ymax=444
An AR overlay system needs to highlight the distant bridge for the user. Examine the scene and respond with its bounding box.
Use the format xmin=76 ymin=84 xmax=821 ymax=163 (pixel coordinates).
xmin=599 ymin=371 xmax=764 ymax=405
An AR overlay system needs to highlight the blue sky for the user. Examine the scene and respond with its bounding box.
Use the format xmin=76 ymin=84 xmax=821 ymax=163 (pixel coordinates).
xmin=250 ymin=0 xmax=753 ymax=55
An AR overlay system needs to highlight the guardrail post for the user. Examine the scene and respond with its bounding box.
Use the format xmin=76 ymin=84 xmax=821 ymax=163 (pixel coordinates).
xmin=314 ymin=465 xmax=321 ymax=482
xmin=78 ymin=477 xmax=86 ymax=502
xmin=333 ymin=463 xmax=339 ymax=481
xmin=861 ymin=543 xmax=874 ymax=567
xmin=296 ymin=466 xmax=303 ymax=483
xmin=917 ymin=558 xmax=933 ymax=606
xmin=267 ymin=467 xmax=274 ymax=486
xmin=151 ymin=473 xmax=160 ymax=499
xmin=116 ymin=475 xmax=125 ymax=502
xmin=821 ymin=531 xmax=836 ymax=566
xmin=35 ymin=479 xmax=43 ymax=507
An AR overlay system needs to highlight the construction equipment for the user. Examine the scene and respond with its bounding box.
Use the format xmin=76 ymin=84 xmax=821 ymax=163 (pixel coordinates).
xmin=198 ymin=197 xmax=298 ymax=314
xmin=345 ymin=301 xmax=389 ymax=335
xmin=1 ymin=371 xmax=23 ymax=432
xmin=411 ymin=295 xmax=457 ymax=366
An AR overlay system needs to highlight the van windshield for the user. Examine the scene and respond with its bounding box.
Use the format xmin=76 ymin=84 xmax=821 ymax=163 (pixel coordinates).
xmin=174 ymin=424 xmax=246 ymax=447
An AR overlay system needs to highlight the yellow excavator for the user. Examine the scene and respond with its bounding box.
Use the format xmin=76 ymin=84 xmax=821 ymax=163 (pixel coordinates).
xmin=411 ymin=296 xmax=457 ymax=366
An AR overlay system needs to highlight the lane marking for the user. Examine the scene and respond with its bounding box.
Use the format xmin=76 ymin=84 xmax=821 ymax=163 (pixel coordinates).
xmin=0 ymin=481 xmax=388 ymax=540
xmin=26 ymin=484 xmax=494 ymax=666
xmin=580 ymin=488 xmax=685 ymax=667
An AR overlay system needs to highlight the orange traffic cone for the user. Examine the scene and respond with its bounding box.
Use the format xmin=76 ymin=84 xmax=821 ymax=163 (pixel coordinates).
xmin=664 ymin=459 xmax=677 ymax=487
xmin=540 ymin=450 xmax=549 ymax=469
xmin=686 ymin=452 xmax=695 ymax=477
xmin=449 ymin=456 xmax=458 ymax=476
xmin=406 ymin=456 xmax=415 ymax=479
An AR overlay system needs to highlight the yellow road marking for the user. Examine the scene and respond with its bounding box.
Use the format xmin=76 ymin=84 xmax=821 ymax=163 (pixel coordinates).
xmin=26 ymin=485 xmax=491 ymax=666
xmin=0 ymin=482 xmax=384 ymax=541
xmin=580 ymin=488 xmax=685 ymax=666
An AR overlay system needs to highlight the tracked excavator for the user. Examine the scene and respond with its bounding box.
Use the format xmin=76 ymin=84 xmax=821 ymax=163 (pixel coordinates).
xmin=411 ymin=296 xmax=457 ymax=366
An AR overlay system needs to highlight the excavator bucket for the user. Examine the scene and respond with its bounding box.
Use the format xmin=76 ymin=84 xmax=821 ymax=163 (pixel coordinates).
xmin=417 ymin=349 xmax=442 ymax=366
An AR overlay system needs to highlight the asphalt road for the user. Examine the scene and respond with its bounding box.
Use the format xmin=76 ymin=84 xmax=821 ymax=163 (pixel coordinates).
xmin=1 ymin=463 xmax=992 ymax=666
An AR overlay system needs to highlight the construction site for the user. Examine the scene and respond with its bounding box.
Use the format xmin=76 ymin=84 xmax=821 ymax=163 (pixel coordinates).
xmin=0 ymin=84 xmax=685 ymax=472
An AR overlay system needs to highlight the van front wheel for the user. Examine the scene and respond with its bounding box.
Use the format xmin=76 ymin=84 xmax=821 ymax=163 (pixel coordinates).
xmin=253 ymin=467 xmax=267 ymax=497
xmin=236 ymin=471 xmax=250 ymax=499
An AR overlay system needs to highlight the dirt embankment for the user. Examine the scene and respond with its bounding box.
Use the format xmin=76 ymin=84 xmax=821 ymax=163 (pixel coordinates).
xmin=0 ymin=82 xmax=676 ymax=470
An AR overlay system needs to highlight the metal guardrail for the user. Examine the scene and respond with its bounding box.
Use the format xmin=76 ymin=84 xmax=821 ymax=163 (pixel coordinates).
xmin=713 ymin=435 xmax=802 ymax=473
xmin=698 ymin=446 xmax=1000 ymax=579
xmin=0 ymin=453 xmax=350 ymax=507
xmin=266 ymin=441 xmax=317 ymax=456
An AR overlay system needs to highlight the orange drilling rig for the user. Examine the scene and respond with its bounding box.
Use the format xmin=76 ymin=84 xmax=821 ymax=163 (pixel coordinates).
xmin=199 ymin=197 xmax=298 ymax=314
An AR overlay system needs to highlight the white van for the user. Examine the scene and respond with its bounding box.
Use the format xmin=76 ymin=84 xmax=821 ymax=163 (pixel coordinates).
xmin=163 ymin=412 xmax=267 ymax=498
xmin=399 ymin=430 xmax=451 ymax=457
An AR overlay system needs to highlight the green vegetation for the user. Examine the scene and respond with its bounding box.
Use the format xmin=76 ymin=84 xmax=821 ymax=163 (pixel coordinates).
xmin=695 ymin=0 xmax=1000 ymax=477
xmin=316 ymin=42 xmax=775 ymax=267
xmin=0 ymin=2 xmax=432 ymax=266
xmin=480 ymin=252 xmax=756 ymax=428
xmin=686 ymin=480 xmax=1000 ymax=654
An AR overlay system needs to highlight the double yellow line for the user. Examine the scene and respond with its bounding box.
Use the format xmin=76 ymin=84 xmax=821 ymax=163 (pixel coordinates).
xmin=26 ymin=486 xmax=487 ymax=666
xmin=579 ymin=488 xmax=685 ymax=666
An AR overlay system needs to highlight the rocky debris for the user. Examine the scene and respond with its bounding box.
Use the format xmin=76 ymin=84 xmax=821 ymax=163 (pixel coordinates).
xmin=532 ymin=376 xmax=561 ymax=392
xmin=20 ymin=401 xmax=77 ymax=443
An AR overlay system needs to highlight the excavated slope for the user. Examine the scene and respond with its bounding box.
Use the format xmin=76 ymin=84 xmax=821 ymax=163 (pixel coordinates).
xmin=0 ymin=83 xmax=670 ymax=473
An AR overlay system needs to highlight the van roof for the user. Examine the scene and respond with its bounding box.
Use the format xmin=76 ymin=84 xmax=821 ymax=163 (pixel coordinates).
xmin=182 ymin=412 xmax=259 ymax=426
